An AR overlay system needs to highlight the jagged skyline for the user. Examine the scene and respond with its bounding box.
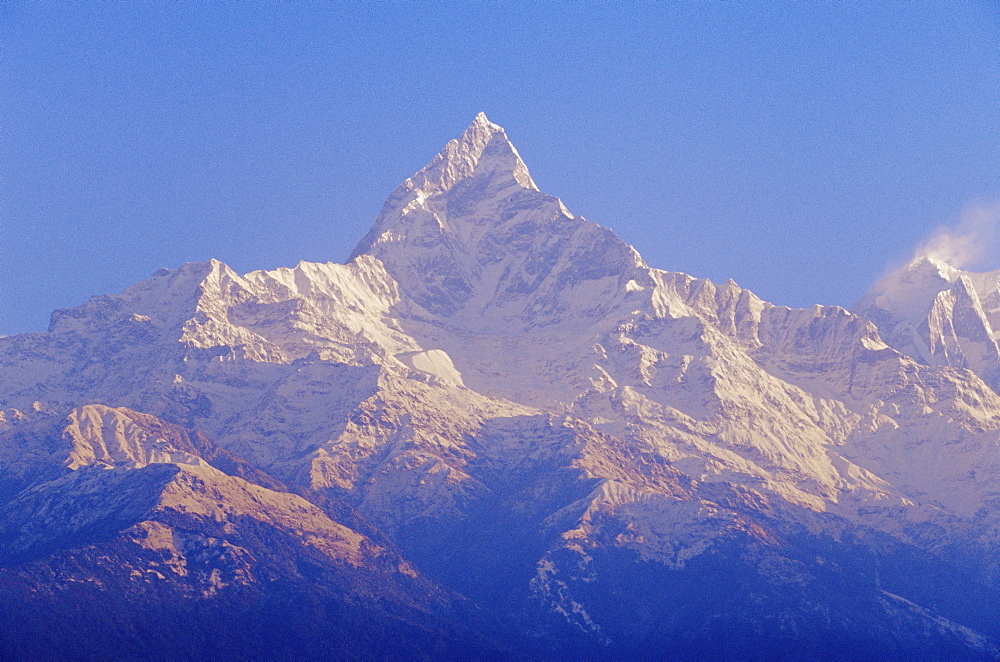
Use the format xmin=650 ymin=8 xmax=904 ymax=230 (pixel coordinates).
xmin=6 ymin=112 xmax=1000 ymax=656
xmin=3 ymin=3 xmax=998 ymax=336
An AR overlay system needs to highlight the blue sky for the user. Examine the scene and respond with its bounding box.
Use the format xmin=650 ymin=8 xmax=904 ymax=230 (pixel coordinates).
xmin=2 ymin=2 xmax=998 ymax=335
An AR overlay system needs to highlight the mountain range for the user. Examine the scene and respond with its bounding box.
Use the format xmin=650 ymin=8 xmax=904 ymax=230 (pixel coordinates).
xmin=3 ymin=114 xmax=1000 ymax=659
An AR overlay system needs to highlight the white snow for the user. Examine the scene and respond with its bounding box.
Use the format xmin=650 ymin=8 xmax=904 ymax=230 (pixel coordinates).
xmin=5 ymin=114 xmax=1000 ymax=631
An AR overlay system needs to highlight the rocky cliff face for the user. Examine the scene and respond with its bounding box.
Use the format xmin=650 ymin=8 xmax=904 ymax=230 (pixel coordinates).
xmin=3 ymin=115 xmax=1000 ymax=658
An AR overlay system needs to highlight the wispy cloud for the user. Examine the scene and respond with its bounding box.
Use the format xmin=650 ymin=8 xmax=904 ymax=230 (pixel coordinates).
xmin=914 ymin=201 xmax=1000 ymax=269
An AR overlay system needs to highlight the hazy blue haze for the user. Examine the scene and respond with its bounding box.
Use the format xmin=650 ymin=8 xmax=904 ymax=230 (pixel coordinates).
xmin=2 ymin=2 xmax=997 ymax=335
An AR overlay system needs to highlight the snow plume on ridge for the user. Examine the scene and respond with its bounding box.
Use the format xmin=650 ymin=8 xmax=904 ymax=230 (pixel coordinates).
xmin=914 ymin=200 xmax=1000 ymax=269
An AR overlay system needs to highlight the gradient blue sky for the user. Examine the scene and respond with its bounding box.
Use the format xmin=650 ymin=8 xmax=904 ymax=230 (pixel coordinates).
xmin=2 ymin=2 xmax=998 ymax=335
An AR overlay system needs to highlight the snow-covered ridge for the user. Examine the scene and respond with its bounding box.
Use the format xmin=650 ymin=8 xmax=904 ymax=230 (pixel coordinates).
xmin=6 ymin=113 xmax=1000 ymax=520
xmin=350 ymin=112 xmax=538 ymax=262
xmin=6 ymin=114 xmax=1000 ymax=653
xmin=854 ymin=256 xmax=1000 ymax=388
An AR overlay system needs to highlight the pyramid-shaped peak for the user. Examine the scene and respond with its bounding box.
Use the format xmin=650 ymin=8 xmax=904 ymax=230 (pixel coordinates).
xmin=406 ymin=114 xmax=538 ymax=196
xmin=907 ymin=255 xmax=962 ymax=281
xmin=348 ymin=115 xmax=545 ymax=261
xmin=468 ymin=111 xmax=502 ymax=133
xmin=450 ymin=112 xmax=508 ymax=162
xmin=452 ymin=112 xmax=510 ymax=149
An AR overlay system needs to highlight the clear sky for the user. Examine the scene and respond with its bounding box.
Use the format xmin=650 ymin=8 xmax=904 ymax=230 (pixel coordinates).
xmin=2 ymin=2 xmax=998 ymax=335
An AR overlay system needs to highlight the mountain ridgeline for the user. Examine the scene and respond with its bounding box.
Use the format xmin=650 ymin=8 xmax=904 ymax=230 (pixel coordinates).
xmin=4 ymin=114 xmax=1000 ymax=658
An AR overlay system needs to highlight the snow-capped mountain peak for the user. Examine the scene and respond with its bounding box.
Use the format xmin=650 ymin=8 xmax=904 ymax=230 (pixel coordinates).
xmin=854 ymin=256 xmax=961 ymax=325
xmin=10 ymin=115 xmax=1000 ymax=657
xmin=854 ymin=255 xmax=1000 ymax=387
xmin=410 ymin=111 xmax=538 ymax=196
xmin=349 ymin=113 xmax=539 ymax=263
xmin=347 ymin=115 xmax=646 ymax=325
